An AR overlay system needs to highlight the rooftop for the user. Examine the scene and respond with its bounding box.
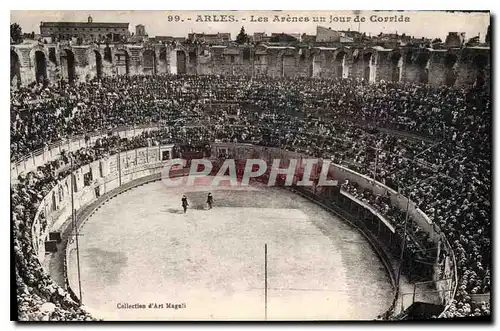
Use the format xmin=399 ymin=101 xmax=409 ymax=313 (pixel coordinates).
xmin=40 ymin=22 xmax=129 ymax=28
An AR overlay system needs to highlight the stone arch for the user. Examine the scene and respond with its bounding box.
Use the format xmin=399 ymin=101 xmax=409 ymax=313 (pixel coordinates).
xmin=242 ymin=47 xmax=252 ymax=63
xmin=411 ymin=50 xmax=431 ymax=84
xmin=390 ymin=51 xmax=403 ymax=82
xmin=142 ymin=49 xmax=157 ymax=75
xmin=363 ymin=51 xmax=374 ymax=81
xmin=11 ymin=47 xmax=23 ymax=64
xmin=253 ymin=48 xmax=269 ymax=77
xmin=159 ymin=46 xmax=168 ymax=63
xmin=11 ymin=49 xmax=21 ymax=87
xmin=280 ymin=48 xmax=297 ymax=77
xmin=61 ymin=48 xmax=76 ymax=83
xmin=94 ymin=50 xmax=103 ymax=79
xmin=103 ymin=45 xmax=113 ymax=63
xmin=351 ymin=48 xmax=361 ymax=64
xmin=311 ymin=49 xmax=323 ymax=78
xmin=473 ymin=53 xmax=488 ymax=87
xmin=86 ymin=45 xmax=105 ymax=79
xmin=114 ymin=46 xmax=131 ymax=76
xmin=29 ymin=46 xmax=49 ymax=84
xmin=473 ymin=53 xmax=488 ymax=68
xmin=444 ymin=53 xmax=458 ymax=87
xmin=176 ymin=49 xmax=188 ymax=74
xmin=29 ymin=45 xmax=48 ymax=63
xmin=34 ymin=50 xmax=48 ymax=84
xmin=298 ymin=47 xmax=307 ymax=63
xmin=188 ymin=49 xmax=197 ymax=66
xmin=333 ymin=50 xmax=348 ymax=78
xmin=48 ymin=47 xmax=58 ymax=65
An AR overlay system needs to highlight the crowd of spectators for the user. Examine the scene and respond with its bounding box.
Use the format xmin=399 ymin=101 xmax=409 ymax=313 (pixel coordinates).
xmin=11 ymin=74 xmax=490 ymax=319
xmin=12 ymin=133 xmax=159 ymax=321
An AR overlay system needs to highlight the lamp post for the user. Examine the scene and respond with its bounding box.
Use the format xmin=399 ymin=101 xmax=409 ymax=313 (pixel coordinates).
xmin=70 ymin=155 xmax=83 ymax=304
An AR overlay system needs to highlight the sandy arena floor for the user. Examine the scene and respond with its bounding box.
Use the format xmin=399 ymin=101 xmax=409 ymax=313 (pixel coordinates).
xmin=68 ymin=180 xmax=393 ymax=320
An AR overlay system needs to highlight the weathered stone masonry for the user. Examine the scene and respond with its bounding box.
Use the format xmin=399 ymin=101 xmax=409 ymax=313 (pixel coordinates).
xmin=11 ymin=42 xmax=490 ymax=88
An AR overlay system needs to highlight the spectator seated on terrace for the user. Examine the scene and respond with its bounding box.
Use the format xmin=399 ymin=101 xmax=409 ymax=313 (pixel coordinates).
xmin=11 ymin=74 xmax=490 ymax=319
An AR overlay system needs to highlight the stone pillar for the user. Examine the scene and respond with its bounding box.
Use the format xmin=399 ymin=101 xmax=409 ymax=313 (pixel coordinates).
xmin=168 ymin=47 xmax=177 ymax=74
xmin=73 ymin=168 xmax=84 ymax=192
xmin=427 ymin=52 xmax=446 ymax=87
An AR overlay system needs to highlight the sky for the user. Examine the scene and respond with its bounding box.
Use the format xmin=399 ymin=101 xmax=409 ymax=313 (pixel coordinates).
xmin=10 ymin=10 xmax=490 ymax=42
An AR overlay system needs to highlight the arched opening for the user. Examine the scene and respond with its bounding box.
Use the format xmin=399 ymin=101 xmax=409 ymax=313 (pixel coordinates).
xmin=159 ymin=47 xmax=167 ymax=63
xmin=352 ymin=50 xmax=360 ymax=64
xmin=312 ymin=53 xmax=322 ymax=78
xmin=473 ymin=54 xmax=488 ymax=88
xmin=125 ymin=52 xmax=130 ymax=76
xmin=334 ymin=51 xmax=347 ymax=79
xmin=115 ymin=50 xmax=130 ymax=76
xmin=34 ymin=51 xmax=47 ymax=84
xmin=189 ymin=51 xmax=197 ymax=74
xmin=243 ymin=48 xmax=251 ymax=64
xmin=104 ymin=45 xmax=112 ymax=63
xmin=390 ymin=52 xmax=402 ymax=82
xmin=444 ymin=53 xmax=458 ymax=87
xmin=94 ymin=50 xmax=103 ymax=79
xmin=143 ymin=49 xmax=156 ymax=75
xmin=48 ymin=47 xmax=57 ymax=65
xmin=363 ymin=52 xmax=373 ymax=81
xmin=177 ymin=50 xmax=186 ymax=74
xmin=282 ymin=54 xmax=295 ymax=77
xmin=414 ymin=52 xmax=430 ymax=84
xmin=61 ymin=49 xmax=76 ymax=83
xmin=10 ymin=50 xmax=21 ymax=87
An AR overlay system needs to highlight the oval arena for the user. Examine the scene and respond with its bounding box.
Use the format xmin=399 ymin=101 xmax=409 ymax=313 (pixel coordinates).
xmin=11 ymin=27 xmax=490 ymax=320
xmin=66 ymin=177 xmax=394 ymax=320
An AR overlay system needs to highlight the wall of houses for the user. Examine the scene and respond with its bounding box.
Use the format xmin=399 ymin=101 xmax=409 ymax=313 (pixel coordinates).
xmin=11 ymin=42 xmax=490 ymax=88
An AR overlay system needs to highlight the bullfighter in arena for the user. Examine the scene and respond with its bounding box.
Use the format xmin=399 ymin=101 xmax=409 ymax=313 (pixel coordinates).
xmin=207 ymin=193 xmax=214 ymax=210
xmin=181 ymin=195 xmax=189 ymax=213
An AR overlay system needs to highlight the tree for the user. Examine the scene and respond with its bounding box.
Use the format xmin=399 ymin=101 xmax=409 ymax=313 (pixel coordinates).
xmin=236 ymin=26 xmax=249 ymax=44
xmin=10 ymin=23 xmax=22 ymax=44
xmin=431 ymin=38 xmax=442 ymax=44
xmin=486 ymin=24 xmax=491 ymax=43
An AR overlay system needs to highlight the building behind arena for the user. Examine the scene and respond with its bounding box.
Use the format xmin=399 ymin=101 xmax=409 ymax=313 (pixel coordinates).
xmin=10 ymin=11 xmax=491 ymax=322
xmin=11 ymin=17 xmax=490 ymax=87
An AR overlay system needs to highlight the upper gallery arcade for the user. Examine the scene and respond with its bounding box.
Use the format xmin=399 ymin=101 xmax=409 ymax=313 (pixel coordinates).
xmin=10 ymin=41 xmax=490 ymax=88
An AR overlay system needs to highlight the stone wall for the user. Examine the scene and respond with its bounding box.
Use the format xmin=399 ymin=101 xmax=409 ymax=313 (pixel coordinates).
xmin=11 ymin=42 xmax=490 ymax=88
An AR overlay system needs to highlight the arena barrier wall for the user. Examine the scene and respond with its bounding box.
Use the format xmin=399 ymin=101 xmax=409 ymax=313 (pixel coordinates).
xmin=287 ymin=186 xmax=400 ymax=318
xmin=30 ymin=144 xmax=174 ymax=265
xmin=30 ymin=145 xmax=397 ymax=318
xmin=11 ymin=123 xmax=163 ymax=181
xmin=61 ymin=154 xmax=399 ymax=318
xmin=212 ymin=142 xmax=457 ymax=314
xmin=27 ymin=141 xmax=457 ymax=319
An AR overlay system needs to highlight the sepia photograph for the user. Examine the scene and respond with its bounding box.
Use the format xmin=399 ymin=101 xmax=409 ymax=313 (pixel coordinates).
xmin=9 ymin=9 xmax=491 ymax=322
